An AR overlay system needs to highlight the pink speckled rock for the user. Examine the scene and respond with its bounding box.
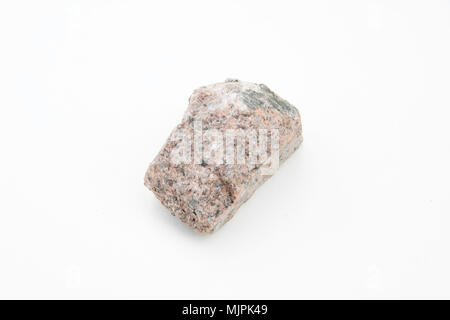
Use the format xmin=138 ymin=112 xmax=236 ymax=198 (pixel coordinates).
xmin=145 ymin=79 xmax=302 ymax=233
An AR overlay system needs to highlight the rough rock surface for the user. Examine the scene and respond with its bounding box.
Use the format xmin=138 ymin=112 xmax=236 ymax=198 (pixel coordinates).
xmin=145 ymin=79 xmax=302 ymax=233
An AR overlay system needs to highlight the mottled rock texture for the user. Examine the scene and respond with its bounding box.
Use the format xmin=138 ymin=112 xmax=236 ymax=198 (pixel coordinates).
xmin=145 ymin=79 xmax=302 ymax=233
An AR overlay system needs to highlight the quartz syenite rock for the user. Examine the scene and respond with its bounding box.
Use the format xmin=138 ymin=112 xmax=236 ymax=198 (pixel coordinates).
xmin=145 ymin=79 xmax=302 ymax=233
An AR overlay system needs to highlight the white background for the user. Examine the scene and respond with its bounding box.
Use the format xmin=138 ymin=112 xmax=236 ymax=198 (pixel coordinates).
xmin=0 ymin=0 xmax=449 ymax=299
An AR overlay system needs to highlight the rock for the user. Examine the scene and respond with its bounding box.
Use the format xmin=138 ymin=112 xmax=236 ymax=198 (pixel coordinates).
xmin=144 ymin=79 xmax=302 ymax=233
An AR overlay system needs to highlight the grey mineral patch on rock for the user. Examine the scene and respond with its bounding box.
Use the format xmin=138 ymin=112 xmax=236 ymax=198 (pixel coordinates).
xmin=144 ymin=79 xmax=303 ymax=233
xmin=240 ymin=85 xmax=299 ymax=118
